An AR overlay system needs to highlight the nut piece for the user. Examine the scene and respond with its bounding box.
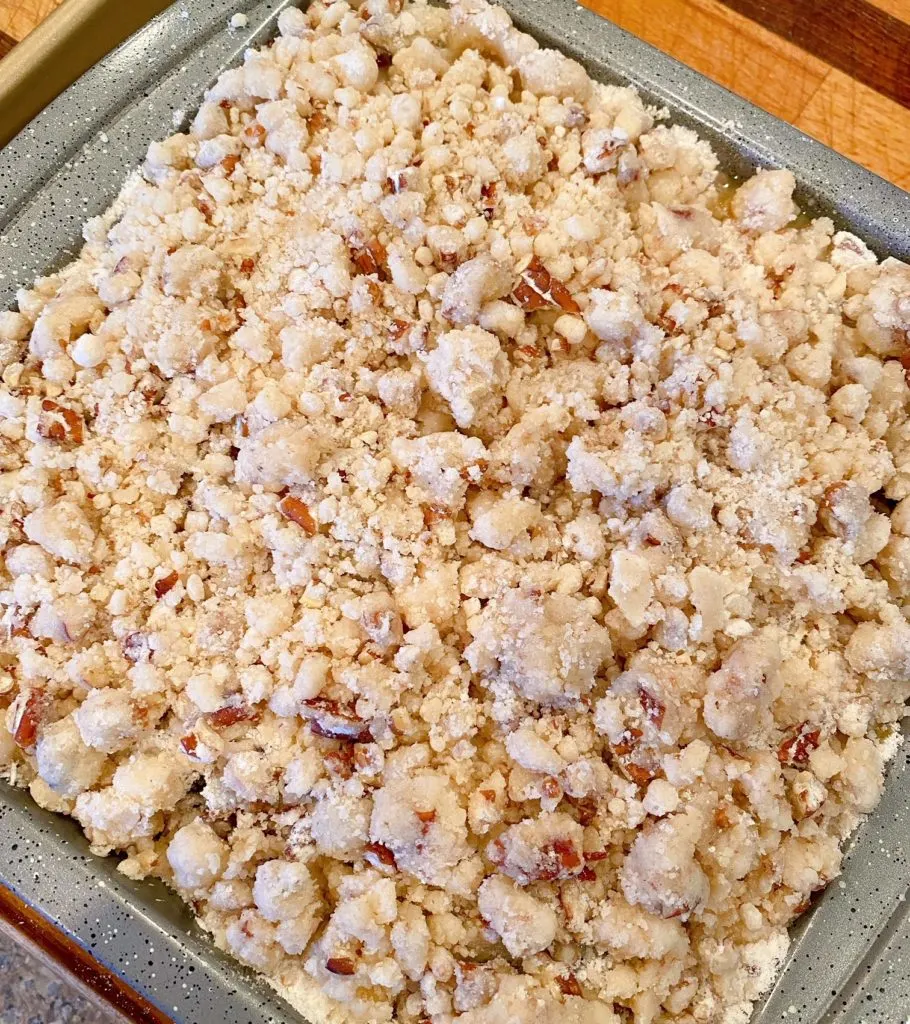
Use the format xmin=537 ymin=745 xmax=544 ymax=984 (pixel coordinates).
xmin=278 ymin=495 xmax=317 ymax=535
xmin=512 ymin=256 xmax=580 ymax=313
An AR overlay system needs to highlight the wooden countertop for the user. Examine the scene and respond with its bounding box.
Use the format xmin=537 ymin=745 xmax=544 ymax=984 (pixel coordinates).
xmin=1 ymin=0 xmax=909 ymax=189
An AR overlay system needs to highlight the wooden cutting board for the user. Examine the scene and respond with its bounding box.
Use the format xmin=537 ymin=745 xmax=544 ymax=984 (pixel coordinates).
xmin=1 ymin=0 xmax=909 ymax=189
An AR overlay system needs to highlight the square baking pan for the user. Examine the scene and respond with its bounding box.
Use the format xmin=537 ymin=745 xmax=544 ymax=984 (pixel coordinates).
xmin=1 ymin=2 xmax=909 ymax=1022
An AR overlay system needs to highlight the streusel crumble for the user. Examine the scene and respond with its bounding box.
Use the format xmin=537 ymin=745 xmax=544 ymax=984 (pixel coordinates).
xmin=1 ymin=1 xmax=909 ymax=1021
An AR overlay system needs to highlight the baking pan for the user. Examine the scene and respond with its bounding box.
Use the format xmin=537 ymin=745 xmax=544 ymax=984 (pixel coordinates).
xmin=1 ymin=2 xmax=909 ymax=1022
xmin=0 ymin=0 xmax=172 ymax=149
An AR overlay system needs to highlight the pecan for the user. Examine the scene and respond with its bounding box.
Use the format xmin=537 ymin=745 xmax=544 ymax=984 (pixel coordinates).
xmin=488 ymin=837 xmax=506 ymax=866
xmin=670 ymin=206 xmax=695 ymax=221
xmin=37 ymin=399 xmax=84 ymax=446
xmin=583 ymin=849 xmax=608 ymax=862
xmin=714 ymin=806 xmax=732 ymax=829
xmin=388 ymin=319 xmax=411 ymax=340
xmin=540 ymin=776 xmax=562 ymax=800
xmin=577 ymin=865 xmax=597 ymax=882
xmin=900 ymin=348 xmax=910 ymax=386
xmin=387 ymin=169 xmax=411 ymax=194
xmin=768 ymin=263 xmax=796 ymax=300
xmin=656 ymin=313 xmax=681 ymax=336
xmin=239 ymin=257 xmax=255 ymax=275
xmin=278 ymin=495 xmax=317 ymax=536
xmin=138 ymin=373 xmax=166 ymax=406
xmin=567 ymin=796 xmax=598 ymax=826
xmin=122 ymin=632 xmax=151 ymax=664
xmin=438 ymin=249 xmax=460 ymax=271
xmin=243 ymin=121 xmax=266 ymax=146
xmin=154 ymin=570 xmax=178 ymax=599
xmin=221 ymin=153 xmax=240 ymax=174
xmin=353 ymin=742 xmax=382 ymax=775
xmin=639 ymin=688 xmax=665 ymax=729
xmin=195 ymin=198 xmax=214 ymax=222
xmin=622 ymin=761 xmax=656 ymax=786
xmin=350 ymin=238 xmax=388 ymax=280
xmin=553 ymin=837 xmax=582 ymax=872
xmin=512 ymin=256 xmax=580 ymax=313
xmin=557 ymin=974 xmax=583 ymax=997
xmin=422 ymin=504 xmax=450 ymax=527
xmin=325 ymin=957 xmax=356 ymax=976
xmin=303 ymin=699 xmax=371 ymax=742
xmin=480 ymin=181 xmax=497 ymax=221
xmin=311 ymin=717 xmax=371 ymax=742
xmin=208 ymin=704 xmax=261 ymax=728
xmin=12 ymin=689 xmax=47 ymax=749
xmin=180 ymin=733 xmax=198 ymax=757
xmin=364 ymin=842 xmax=397 ymax=869
xmin=778 ymin=723 xmax=821 ymax=767
xmin=612 ymin=727 xmax=643 ymax=757
xmin=324 ymin=747 xmax=354 ymax=778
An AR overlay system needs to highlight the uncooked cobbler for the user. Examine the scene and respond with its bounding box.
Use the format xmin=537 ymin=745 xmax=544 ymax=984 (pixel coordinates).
xmin=1 ymin=1 xmax=908 ymax=1021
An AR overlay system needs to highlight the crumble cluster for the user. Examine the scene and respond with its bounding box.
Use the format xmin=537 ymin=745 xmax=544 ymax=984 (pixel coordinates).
xmin=1 ymin=1 xmax=909 ymax=1022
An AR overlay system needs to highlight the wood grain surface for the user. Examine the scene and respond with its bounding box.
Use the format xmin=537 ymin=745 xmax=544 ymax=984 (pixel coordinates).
xmin=583 ymin=0 xmax=910 ymax=188
xmin=0 ymin=0 xmax=60 ymax=42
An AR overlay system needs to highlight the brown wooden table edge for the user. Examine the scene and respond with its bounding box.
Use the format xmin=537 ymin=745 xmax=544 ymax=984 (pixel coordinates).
xmin=0 ymin=881 xmax=172 ymax=1023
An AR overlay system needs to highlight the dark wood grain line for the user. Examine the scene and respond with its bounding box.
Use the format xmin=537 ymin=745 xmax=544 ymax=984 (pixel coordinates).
xmin=0 ymin=29 xmax=16 ymax=60
xmin=0 ymin=883 xmax=173 ymax=1024
xmin=721 ymin=0 xmax=910 ymax=108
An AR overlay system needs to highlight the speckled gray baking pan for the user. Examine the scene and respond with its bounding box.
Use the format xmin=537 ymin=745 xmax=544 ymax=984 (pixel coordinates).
xmin=1 ymin=1 xmax=909 ymax=1022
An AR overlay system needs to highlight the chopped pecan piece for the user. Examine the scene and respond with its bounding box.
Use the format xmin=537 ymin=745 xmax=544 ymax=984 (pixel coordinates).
xmin=364 ymin=842 xmax=397 ymax=869
xmin=154 ymin=570 xmax=179 ymax=599
xmin=278 ymin=495 xmax=317 ymax=536
xmin=568 ymin=796 xmax=598 ymax=826
xmin=389 ymin=318 xmax=411 ymax=340
xmin=12 ymin=689 xmax=47 ymax=749
xmin=303 ymin=698 xmax=371 ymax=742
xmin=243 ymin=121 xmax=266 ymax=146
xmin=557 ymin=974 xmax=583 ymax=997
xmin=422 ymin=504 xmax=450 ymax=527
xmin=778 ymin=723 xmax=821 ymax=767
xmin=480 ymin=181 xmax=497 ymax=220
xmin=208 ymin=704 xmax=261 ymax=728
xmin=512 ymin=256 xmax=580 ymax=313
xmin=325 ymin=957 xmax=356 ymax=976
xmin=122 ymin=632 xmax=151 ymax=664
xmin=37 ymin=399 xmax=84 ymax=446
xmin=350 ymin=238 xmax=388 ymax=280
xmin=900 ymin=348 xmax=910 ymax=386
xmin=612 ymin=727 xmax=643 ymax=757
xmin=639 ymin=688 xmax=666 ymax=729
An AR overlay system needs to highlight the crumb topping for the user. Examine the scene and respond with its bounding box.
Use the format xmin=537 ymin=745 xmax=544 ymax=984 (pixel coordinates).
xmin=1 ymin=1 xmax=909 ymax=1022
